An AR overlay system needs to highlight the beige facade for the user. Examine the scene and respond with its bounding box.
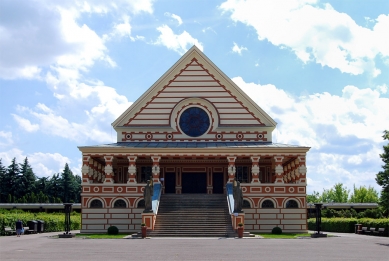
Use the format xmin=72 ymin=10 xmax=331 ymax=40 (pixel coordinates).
xmin=78 ymin=46 xmax=310 ymax=234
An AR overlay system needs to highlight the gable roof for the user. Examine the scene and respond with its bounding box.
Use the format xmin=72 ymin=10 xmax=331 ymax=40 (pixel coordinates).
xmin=112 ymin=46 xmax=277 ymax=129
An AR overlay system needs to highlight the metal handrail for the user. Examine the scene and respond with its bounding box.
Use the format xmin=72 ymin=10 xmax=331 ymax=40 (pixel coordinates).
xmin=152 ymin=183 xmax=162 ymax=214
xmin=226 ymin=182 xmax=234 ymax=214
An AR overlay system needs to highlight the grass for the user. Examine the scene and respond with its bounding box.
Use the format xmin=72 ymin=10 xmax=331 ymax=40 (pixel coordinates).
xmin=76 ymin=233 xmax=129 ymax=239
xmin=257 ymin=233 xmax=312 ymax=239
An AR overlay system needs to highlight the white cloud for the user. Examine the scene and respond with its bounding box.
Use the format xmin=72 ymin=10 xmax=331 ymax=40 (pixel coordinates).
xmin=232 ymin=42 xmax=247 ymax=55
xmin=164 ymin=12 xmax=183 ymax=25
xmin=155 ymin=25 xmax=204 ymax=55
xmin=28 ymin=152 xmax=71 ymax=177
xmin=0 ymin=0 xmax=155 ymax=80
xmin=220 ymin=0 xmax=389 ymax=76
xmin=233 ymin=76 xmax=389 ymax=193
xmin=0 ymin=131 xmax=13 ymax=148
xmin=376 ymin=84 xmax=388 ymax=94
xmin=0 ymin=0 xmax=138 ymax=145
xmin=12 ymin=115 xmax=40 ymax=132
xmin=13 ymin=83 xmax=132 ymax=143
xmin=0 ymin=148 xmax=24 ymax=165
xmin=0 ymin=148 xmax=72 ymax=177
xmin=104 ymin=15 xmax=133 ymax=40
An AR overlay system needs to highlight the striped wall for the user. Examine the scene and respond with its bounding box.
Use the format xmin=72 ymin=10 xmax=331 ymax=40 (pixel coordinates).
xmin=81 ymin=207 xmax=143 ymax=233
xmin=125 ymin=59 xmax=263 ymax=127
xmin=243 ymin=196 xmax=307 ymax=233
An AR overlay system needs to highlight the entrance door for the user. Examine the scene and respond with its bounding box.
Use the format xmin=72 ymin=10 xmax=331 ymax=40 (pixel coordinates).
xmin=164 ymin=172 xmax=176 ymax=193
xmin=212 ymin=172 xmax=224 ymax=194
xmin=182 ymin=173 xmax=206 ymax=193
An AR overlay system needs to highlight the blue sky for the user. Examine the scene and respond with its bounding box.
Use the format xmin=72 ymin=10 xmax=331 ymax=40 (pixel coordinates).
xmin=0 ymin=0 xmax=388 ymax=194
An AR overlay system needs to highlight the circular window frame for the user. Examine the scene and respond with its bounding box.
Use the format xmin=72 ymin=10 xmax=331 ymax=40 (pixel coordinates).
xmin=170 ymin=98 xmax=219 ymax=135
xmin=178 ymin=107 xmax=210 ymax=137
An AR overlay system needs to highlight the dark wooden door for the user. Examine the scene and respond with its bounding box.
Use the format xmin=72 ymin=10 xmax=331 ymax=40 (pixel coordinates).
xmin=182 ymin=173 xmax=206 ymax=193
xmin=164 ymin=172 xmax=176 ymax=193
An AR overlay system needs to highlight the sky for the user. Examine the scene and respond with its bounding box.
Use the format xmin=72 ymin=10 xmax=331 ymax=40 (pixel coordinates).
xmin=0 ymin=0 xmax=388 ymax=195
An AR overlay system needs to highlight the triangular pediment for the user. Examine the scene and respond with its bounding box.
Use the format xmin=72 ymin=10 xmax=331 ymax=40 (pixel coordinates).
xmin=113 ymin=46 xmax=276 ymax=142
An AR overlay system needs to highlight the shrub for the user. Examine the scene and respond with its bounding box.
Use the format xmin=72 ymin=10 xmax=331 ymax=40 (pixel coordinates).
xmin=308 ymin=218 xmax=389 ymax=236
xmin=0 ymin=209 xmax=81 ymax=234
xmin=271 ymin=226 xmax=282 ymax=234
xmin=107 ymin=226 xmax=119 ymax=235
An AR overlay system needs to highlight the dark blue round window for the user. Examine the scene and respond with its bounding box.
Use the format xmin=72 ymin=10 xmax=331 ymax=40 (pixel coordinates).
xmin=179 ymin=107 xmax=210 ymax=137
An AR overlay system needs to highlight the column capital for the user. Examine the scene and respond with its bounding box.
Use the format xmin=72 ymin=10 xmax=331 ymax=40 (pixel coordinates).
xmin=151 ymin=156 xmax=161 ymax=163
xmin=127 ymin=155 xmax=137 ymax=162
xmin=274 ymin=155 xmax=284 ymax=163
xmin=297 ymin=155 xmax=306 ymax=163
xmin=227 ymin=156 xmax=237 ymax=163
xmin=250 ymin=156 xmax=260 ymax=163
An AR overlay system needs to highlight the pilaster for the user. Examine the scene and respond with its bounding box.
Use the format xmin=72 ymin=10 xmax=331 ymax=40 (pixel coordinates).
xmin=151 ymin=156 xmax=161 ymax=183
xmin=227 ymin=157 xmax=237 ymax=182
xmin=81 ymin=156 xmax=90 ymax=184
xmin=103 ymin=156 xmax=114 ymax=184
xmin=297 ymin=156 xmax=307 ymax=184
xmin=127 ymin=156 xmax=137 ymax=184
xmin=274 ymin=155 xmax=284 ymax=183
xmin=250 ymin=156 xmax=261 ymax=183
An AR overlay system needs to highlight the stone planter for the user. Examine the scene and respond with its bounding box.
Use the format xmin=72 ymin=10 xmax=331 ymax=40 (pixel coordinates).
xmin=238 ymin=227 xmax=244 ymax=238
xmin=141 ymin=226 xmax=147 ymax=238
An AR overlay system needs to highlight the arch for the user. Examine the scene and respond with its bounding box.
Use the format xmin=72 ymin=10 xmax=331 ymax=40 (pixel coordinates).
xmin=285 ymin=199 xmax=299 ymax=208
xmin=89 ymin=198 xmax=103 ymax=208
xmin=242 ymin=199 xmax=251 ymax=208
xmin=261 ymin=199 xmax=275 ymax=208
xmin=260 ymin=198 xmax=277 ymax=208
xmin=137 ymin=199 xmax=145 ymax=208
xmin=113 ymin=199 xmax=127 ymax=208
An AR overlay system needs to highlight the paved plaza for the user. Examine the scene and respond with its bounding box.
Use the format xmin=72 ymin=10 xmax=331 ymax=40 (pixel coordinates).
xmin=0 ymin=231 xmax=388 ymax=261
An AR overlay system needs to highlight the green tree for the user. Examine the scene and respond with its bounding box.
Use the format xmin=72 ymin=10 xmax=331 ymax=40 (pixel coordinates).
xmin=307 ymin=191 xmax=320 ymax=203
xmin=0 ymin=159 xmax=7 ymax=202
xmin=19 ymin=157 xmax=37 ymax=197
xmin=319 ymin=183 xmax=349 ymax=203
xmin=73 ymin=174 xmax=82 ymax=203
xmin=47 ymin=173 xmax=61 ymax=202
xmin=6 ymin=158 xmax=21 ymax=201
xmin=349 ymin=185 xmax=379 ymax=203
xmin=60 ymin=163 xmax=74 ymax=203
xmin=376 ymin=130 xmax=389 ymax=217
xmin=36 ymin=176 xmax=48 ymax=195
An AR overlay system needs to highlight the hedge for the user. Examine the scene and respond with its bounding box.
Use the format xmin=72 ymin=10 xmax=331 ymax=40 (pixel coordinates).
xmin=0 ymin=210 xmax=81 ymax=235
xmin=308 ymin=218 xmax=389 ymax=236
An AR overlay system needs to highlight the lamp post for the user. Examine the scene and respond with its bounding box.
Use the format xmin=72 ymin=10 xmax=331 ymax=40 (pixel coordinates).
xmin=59 ymin=203 xmax=75 ymax=238
xmin=311 ymin=203 xmax=327 ymax=238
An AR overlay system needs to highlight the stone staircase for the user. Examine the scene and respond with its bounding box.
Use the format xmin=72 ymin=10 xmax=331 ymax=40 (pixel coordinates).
xmin=148 ymin=194 xmax=236 ymax=237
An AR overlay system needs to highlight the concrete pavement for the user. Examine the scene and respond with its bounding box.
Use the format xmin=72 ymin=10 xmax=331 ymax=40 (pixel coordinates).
xmin=0 ymin=231 xmax=388 ymax=261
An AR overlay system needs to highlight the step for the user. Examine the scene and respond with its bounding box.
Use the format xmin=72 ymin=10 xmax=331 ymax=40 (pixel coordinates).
xmin=151 ymin=194 xmax=235 ymax=238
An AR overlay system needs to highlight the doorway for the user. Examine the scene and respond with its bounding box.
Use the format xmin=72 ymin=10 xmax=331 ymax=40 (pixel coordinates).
xmin=164 ymin=172 xmax=176 ymax=193
xmin=182 ymin=173 xmax=206 ymax=193
xmin=212 ymin=172 xmax=224 ymax=194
